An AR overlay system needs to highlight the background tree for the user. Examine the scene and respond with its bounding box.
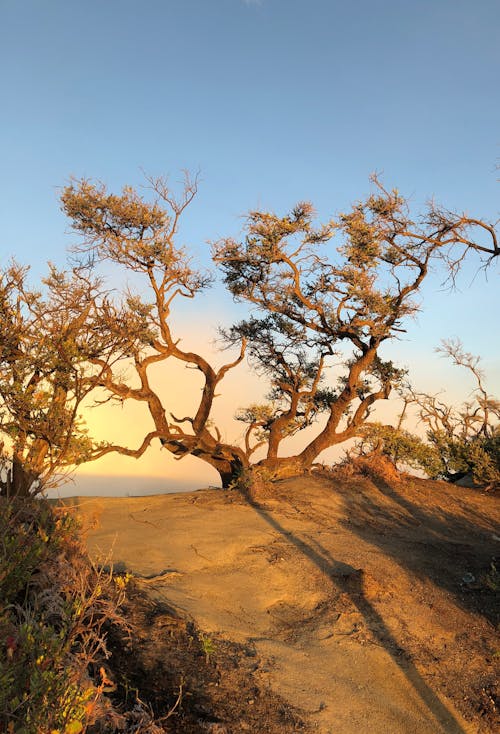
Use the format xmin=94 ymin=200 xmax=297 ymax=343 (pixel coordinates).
xmin=0 ymin=263 xmax=135 ymax=496
xmin=409 ymin=340 xmax=500 ymax=487
xmin=60 ymin=176 xmax=498 ymax=486
xmin=354 ymin=340 xmax=500 ymax=488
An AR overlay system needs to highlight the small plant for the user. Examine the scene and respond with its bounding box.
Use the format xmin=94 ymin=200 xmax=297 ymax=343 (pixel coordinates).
xmin=484 ymin=560 xmax=500 ymax=592
xmin=113 ymin=571 xmax=133 ymax=590
xmin=200 ymin=634 xmax=216 ymax=664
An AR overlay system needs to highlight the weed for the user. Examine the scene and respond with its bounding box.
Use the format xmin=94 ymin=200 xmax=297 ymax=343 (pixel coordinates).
xmin=200 ymin=633 xmax=217 ymax=663
xmin=484 ymin=560 xmax=500 ymax=592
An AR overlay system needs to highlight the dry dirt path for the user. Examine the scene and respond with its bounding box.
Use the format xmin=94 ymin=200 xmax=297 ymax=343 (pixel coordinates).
xmin=73 ymin=475 xmax=499 ymax=733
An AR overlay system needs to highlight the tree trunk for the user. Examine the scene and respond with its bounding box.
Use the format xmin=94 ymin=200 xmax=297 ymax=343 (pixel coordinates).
xmin=161 ymin=438 xmax=248 ymax=489
xmin=0 ymin=457 xmax=40 ymax=498
xmin=257 ymin=455 xmax=309 ymax=480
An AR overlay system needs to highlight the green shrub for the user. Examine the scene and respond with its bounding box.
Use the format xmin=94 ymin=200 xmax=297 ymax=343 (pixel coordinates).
xmin=356 ymin=423 xmax=443 ymax=477
xmin=356 ymin=422 xmax=500 ymax=489
xmin=0 ymin=498 xmax=127 ymax=733
xmin=428 ymin=429 xmax=500 ymax=487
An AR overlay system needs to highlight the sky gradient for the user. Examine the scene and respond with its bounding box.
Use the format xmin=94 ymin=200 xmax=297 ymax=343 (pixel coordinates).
xmin=1 ymin=0 xmax=498 ymax=493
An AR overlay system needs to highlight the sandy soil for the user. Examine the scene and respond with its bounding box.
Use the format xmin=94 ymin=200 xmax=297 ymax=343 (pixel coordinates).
xmin=70 ymin=473 xmax=499 ymax=733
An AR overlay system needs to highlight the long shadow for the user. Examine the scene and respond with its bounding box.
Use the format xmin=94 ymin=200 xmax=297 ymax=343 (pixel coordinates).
xmin=237 ymin=486 xmax=468 ymax=734
xmin=336 ymin=475 xmax=499 ymax=626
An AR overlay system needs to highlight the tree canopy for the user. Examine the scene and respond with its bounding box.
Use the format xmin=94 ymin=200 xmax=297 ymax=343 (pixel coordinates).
xmin=55 ymin=175 xmax=498 ymax=487
xmin=1 ymin=175 xmax=497 ymax=494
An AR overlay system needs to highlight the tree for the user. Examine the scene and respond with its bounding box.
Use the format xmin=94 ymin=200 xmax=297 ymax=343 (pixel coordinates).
xmin=408 ymin=340 xmax=500 ymax=486
xmin=0 ymin=262 xmax=136 ymax=496
xmin=213 ymin=179 xmax=498 ymax=478
xmin=60 ymin=175 xmax=498 ymax=487
xmin=60 ymin=175 xmax=248 ymax=487
xmin=353 ymin=340 xmax=500 ymax=488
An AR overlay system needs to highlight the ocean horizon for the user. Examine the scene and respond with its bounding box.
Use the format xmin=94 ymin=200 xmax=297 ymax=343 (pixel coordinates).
xmin=44 ymin=474 xmax=218 ymax=499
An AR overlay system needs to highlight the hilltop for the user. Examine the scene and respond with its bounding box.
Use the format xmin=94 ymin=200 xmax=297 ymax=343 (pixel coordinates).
xmin=73 ymin=472 xmax=499 ymax=733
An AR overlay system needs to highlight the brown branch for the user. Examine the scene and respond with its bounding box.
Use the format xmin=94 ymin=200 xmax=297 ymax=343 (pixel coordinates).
xmin=90 ymin=431 xmax=163 ymax=460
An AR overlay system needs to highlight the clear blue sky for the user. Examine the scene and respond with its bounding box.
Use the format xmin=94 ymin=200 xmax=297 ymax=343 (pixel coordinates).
xmin=1 ymin=0 xmax=499 ymax=475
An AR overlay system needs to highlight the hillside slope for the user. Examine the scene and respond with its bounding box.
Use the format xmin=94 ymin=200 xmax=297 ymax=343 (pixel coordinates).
xmin=75 ymin=473 xmax=499 ymax=733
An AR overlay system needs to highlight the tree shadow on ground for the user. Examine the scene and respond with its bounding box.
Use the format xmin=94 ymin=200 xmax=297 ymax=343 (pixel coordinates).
xmin=238 ymin=482 xmax=470 ymax=734
xmin=334 ymin=473 xmax=499 ymax=626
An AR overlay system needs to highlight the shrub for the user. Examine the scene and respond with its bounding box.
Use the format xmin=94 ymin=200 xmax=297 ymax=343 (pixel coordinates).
xmin=355 ymin=422 xmax=500 ymax=489
xmin=428 ymin=429 xmax=500 ymax=488
xmin=355 ymin=423 xmax=443 ymax=476
xmin=0 ymin=497 xmax=128 ymax=733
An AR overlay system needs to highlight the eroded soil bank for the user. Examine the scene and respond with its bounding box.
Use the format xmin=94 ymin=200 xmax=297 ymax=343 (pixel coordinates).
xmin=73 ymin=474 xmax=499 ymax=733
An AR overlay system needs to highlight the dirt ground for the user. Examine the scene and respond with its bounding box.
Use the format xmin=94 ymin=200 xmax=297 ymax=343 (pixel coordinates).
xmin=73 ymin=472 xmax=499 ymax=733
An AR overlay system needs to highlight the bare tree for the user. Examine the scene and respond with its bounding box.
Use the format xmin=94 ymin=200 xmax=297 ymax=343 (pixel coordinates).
xmin=60 ymin=175 xmax=498 ymax=486
xmin=0 ymin=262 xmax=137 ymax=496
